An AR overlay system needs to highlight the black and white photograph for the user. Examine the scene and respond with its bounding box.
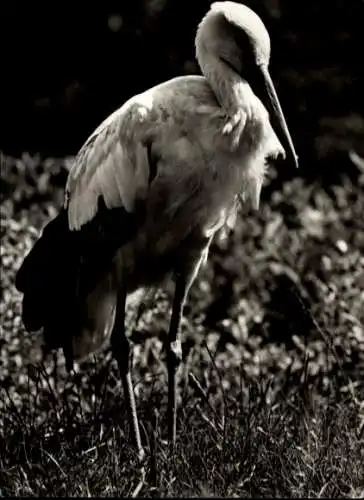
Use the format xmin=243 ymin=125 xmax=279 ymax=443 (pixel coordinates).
xmin=0 ymin=1 xmax=363 ymax=496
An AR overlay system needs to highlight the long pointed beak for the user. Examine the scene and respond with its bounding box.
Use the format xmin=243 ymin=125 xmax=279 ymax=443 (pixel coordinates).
xmin=259 ymin=64 xmax=299 ymax=168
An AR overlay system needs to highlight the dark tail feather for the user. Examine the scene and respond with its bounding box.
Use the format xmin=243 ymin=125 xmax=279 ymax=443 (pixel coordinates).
xmin=15 ymin=199 xmax=144 ymax=368
xmin=15 ymin=210 xmax=83 ymax=360
xmin=16 ymin=210 xmax=74 ymax=330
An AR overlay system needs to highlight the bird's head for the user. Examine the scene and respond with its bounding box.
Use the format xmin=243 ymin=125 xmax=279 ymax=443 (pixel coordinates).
xmin=196 ymin=1 xmax=298 ymax=169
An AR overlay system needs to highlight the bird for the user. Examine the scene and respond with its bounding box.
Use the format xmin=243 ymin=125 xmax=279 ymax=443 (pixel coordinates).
xmin=15 ymin=1 xmax=298 ymax=460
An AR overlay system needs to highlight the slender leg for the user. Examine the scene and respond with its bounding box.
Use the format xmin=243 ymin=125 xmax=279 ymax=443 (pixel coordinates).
xmin=111 ymin=284 xmax=144 ymax=462
xmin=167 ymin=272 xmax=188 ymax=449
xmin=167 ymin=238 xmax=213 ymax=449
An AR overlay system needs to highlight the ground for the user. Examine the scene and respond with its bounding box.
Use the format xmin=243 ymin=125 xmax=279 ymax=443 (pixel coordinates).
xmin=0 ymin=151 xmax=363 ymax=496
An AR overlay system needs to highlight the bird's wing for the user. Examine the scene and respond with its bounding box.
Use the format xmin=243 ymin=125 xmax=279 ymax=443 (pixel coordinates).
xmin=65 ymin=100 xmax=156 ymax=231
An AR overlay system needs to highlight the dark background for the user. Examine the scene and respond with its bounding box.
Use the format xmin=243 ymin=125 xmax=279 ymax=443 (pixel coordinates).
xmin=1 ymin=0 xmax=363 ymax=175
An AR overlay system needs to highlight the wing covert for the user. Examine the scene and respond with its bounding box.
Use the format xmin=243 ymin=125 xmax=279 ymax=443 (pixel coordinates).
xmin=66 ymin=101 xmax=156 ymax=231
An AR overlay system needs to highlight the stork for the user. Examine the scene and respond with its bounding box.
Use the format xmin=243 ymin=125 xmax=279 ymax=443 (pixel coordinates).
xmin=15 ymin=1 xmax=298 ymax=460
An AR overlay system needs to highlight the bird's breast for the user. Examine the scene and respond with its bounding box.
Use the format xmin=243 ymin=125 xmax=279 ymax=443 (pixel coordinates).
xmin=115 ymin=155 xmax=249 ymax=293
xmin=109 ymin=81 xmax=270 ymax=290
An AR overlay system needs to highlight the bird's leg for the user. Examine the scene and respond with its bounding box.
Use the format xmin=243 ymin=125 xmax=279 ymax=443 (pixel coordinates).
xmin=111 ymin=284 xmax=144 ymax=462
xmin=167 ymin=249 xmax=209 ymax=450
xmin=167 ymin=272 xmax=187 ymax=450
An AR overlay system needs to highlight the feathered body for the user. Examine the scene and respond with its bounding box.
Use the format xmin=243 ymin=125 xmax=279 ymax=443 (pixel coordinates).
xmin=16 ymin=2 xmax=295 ymax=369
xmin=81 ymin=76 xmax=278 ymax=275
xmin=16 ymin=75 xmax=280 ymax=360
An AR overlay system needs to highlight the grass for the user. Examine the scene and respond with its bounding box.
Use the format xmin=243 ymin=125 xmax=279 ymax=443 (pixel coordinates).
xmin=0 ymin=152 xmax=364 ymax=496
xmin=0 ymin=360 xmax=363 ymax=497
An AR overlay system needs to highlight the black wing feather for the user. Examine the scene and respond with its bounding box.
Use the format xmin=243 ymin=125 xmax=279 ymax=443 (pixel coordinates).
xmin=15 ymin=197 xmax=145 ymax=369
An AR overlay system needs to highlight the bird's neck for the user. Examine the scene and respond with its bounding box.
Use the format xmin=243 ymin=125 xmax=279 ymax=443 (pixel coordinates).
xmin=197 ymin=49 xmax=253 ymax=117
